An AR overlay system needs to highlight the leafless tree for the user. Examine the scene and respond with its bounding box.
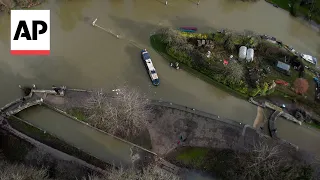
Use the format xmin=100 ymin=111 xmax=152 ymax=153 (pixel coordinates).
xmin=85 ymin=86 xmax=151 ymax=138
xmin=232 ymin=142 xmax=313 ymax=180
xmin=224 ymin=61 xmax=244 ymax=82
xmin=157 ymin=27 xmax=187 ymax=46
xmin=0 ymin=159 xmax=51 ymax=180
xmin=85 ymin=164 xmax=180 ymax=180
xmin=238 ymin=142 xmax=283 ymax=179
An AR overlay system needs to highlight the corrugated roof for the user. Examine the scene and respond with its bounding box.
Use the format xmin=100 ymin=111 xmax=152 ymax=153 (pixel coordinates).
xmin=277 ymin=61 xmax=290 ymax=71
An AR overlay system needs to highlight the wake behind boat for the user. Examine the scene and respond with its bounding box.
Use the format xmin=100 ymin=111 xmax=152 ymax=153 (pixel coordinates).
xmin=141 ymin=49 xmax=160 ymax=86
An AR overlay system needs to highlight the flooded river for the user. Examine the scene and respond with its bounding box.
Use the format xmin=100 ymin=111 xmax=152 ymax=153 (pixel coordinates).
xmin=0 ymin=0 xmax=319 ymax=158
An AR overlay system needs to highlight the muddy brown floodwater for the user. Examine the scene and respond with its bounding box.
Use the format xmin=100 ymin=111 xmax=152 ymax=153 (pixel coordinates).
xmin=0 ymin=0 xmax=319 ymax=161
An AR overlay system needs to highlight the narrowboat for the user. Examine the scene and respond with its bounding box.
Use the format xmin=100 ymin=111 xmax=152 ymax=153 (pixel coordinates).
xmin=141 ymin=49 xmax=160 ymax=86
xmin=179 ymin=26 xmax=198 ymax=33
xmin=180 ymin=27 xmax=198 ymax=31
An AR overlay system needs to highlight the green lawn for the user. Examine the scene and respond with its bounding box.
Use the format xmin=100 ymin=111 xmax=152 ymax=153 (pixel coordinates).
xmin=66 ymin=108 xmax=87 ymax=121
xmin=176 ymin=147 xmax=209 ymax=168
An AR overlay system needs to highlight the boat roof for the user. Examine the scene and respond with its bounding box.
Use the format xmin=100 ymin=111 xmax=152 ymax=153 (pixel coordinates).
xmin=277 ymin=61 xmax=290 ymax=71
xmin=145 ymin=59 xmax=159 ymax=80
xmin=301 ymin=54 xmax=317 ymax=64
xmin=151 ymin=72 xmax=159 ymax=80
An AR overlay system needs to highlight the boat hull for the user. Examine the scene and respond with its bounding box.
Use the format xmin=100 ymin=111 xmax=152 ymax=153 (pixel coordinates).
xmin=180 ymin=27 xmax=198 ymax=31
xmin=179 ymin=29 xmax=196 ymax=33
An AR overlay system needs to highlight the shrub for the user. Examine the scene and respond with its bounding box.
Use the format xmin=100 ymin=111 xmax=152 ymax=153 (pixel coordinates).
xmin=213 ymin=33 xmax=228 ymax=45
xmin=167 ymin=46 xmax=192 ymax=66
xmin=261 ymin=82 xmax=269 ymax=96
xmin=294 ymin=78 xmax=309 ymax=95
xmin=250 ymin=87 xmax=261 ymax=97
xmin=179 ymin=32 xmax=208 ymax=39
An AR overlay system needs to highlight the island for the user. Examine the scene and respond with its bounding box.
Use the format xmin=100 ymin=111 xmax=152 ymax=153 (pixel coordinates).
xmin=150 ymin=27 xmax=320 ymax=129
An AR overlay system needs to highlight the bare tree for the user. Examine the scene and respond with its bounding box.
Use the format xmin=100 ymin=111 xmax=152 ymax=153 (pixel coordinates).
xmin=238 ymin=142 xmax=283 ymax=179
xmin=157 ymin=27 xmax=187 ymax=46
xmin=85 ymin=86 xmax=151 ymax=138
xmin=0 ymin=160 xmax=51 ymax=180
xmin=232 ymin=142 xmax=313 ymax=180
xmin=85 ymin=164 xmax=180 ymax=180
xmin=224 ymin=61 xmax=244 ymax=82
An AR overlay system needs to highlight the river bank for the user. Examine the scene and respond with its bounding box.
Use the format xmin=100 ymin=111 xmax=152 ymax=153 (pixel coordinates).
xmin=43 ymin=88 xmax=258 ymax=154
xmin=265 ymin=0 xmax=320 ymax=28
xmin=0 ymin=0 xmax=44 ymax=12
xmin=0 ymin=127 xmax=100 ymax=179
xmin=2 ymin=85 xmax=320 ymax=179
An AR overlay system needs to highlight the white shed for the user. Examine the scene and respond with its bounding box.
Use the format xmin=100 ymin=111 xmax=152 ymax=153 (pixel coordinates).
xmin=239 ymin=46 xmax=247 ymax=60
xmin=246 ymin=48 xmax=254 ymax=62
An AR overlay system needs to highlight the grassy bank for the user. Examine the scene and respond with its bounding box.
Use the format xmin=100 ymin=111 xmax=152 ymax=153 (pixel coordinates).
xmin=8 ymin=116 xmax=111 ymax=170
xmin=266 ymin=0 xmax=320 ymax=24
xmin=66 ymin=107 xmax=87 ymax=121
xmin=150 ymin=34 xmax=249 ymax=99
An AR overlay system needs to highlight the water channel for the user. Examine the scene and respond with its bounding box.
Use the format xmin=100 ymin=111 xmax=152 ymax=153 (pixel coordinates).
xmin=17 ymin=106 xmax=133 ymax=167
xmin=0 ymin=0 xmax=319 ymax=161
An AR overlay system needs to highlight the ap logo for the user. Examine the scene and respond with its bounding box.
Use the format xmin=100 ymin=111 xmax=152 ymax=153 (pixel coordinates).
xmin=11 ymin=10 xmax=50 ymax=55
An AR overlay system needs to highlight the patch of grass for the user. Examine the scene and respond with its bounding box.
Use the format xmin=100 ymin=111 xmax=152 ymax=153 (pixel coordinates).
xmin=176 ymin=147 xmax=209 ymax=168
xmin=306 ymin=122 xmax=320 ymax=130
xmin=0 ymin=132 xmax=32 ymax=162
xmin=266 ymin=0 xmax=290 ymax=10
xmin=66 ymin=108 xmax=87 ymax=121
xmin=8 ymin=116 xmax=111 ymax=170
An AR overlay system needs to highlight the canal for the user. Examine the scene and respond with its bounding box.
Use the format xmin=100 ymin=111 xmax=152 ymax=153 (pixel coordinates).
xmin=17 ymin=106 xmax=133 ymax=167
xmin=0 ymin=0 xmax=319 ymax=158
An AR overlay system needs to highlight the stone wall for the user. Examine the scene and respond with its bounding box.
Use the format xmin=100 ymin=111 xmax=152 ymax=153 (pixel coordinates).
xmin=148 ymin=104 xmax=265 ymax=155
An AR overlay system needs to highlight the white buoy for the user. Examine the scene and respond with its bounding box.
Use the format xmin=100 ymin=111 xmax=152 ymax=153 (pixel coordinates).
xmin=197 ymin=1 xmax=200 ymax=5
xmin=165 ymin=1 xmax=168 ymax=5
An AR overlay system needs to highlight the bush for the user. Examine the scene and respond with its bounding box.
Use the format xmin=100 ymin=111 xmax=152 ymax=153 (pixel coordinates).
xmin=213 ymin=33 xmax=228 ymax=45
xmin=294 ymin=78 xmax=309 ymax=95
xmin=261 ymin=82 xmax=269 ymax=96
xmin=250 ymin=87 xmax=261 ymax=97
xmin=167 ymin=46 xmax=192 ymax=66
xmin=179 ymin=32 xmax=209 ymax=39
